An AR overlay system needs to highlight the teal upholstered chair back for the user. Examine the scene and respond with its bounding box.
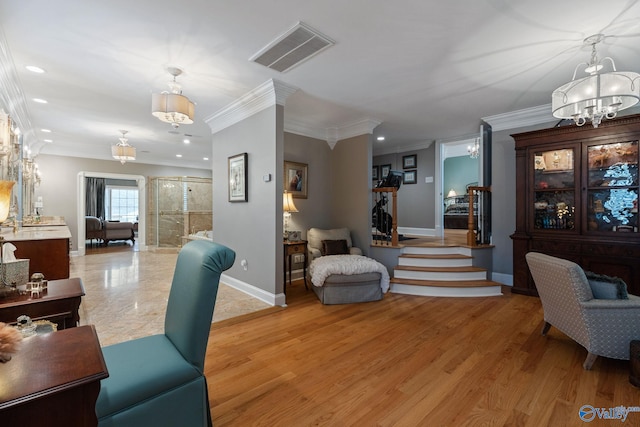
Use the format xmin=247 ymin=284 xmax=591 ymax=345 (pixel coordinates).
xmin=165 ymin=240 xmax=236 ymax=372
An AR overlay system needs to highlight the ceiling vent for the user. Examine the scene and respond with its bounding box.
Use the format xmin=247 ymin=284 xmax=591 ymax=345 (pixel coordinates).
xmin=250 ymin=22 xmax=334 ymax=72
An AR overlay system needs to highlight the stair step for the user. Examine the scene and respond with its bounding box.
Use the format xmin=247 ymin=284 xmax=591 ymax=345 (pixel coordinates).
xmin=390 ymin=278 xmax=502 ymax=288
xmin=394 ymin=265 xmax=484 ymax=273
xmin=402 ymin=246 xmax=472 ymax=256
xmin=400 ymin=253 xmax=472 ymax=259
xmin=393 ymin=265 xmax=487 ymax=281
xmin=398 ymin=253 xmax=472 ymax=268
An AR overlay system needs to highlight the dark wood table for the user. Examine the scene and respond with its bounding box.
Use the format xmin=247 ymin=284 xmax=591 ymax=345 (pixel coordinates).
xmin=283 ymin=240 xmax=308 ymax=293
xmin=0 ymin=278 xmax=85 ymax=329
xmin=0 ymin=325 xmax=109 ymax=426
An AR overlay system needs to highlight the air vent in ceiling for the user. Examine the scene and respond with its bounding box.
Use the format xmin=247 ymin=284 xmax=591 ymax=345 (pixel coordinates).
xmin=250 ymin=22 xmax=334 ymax=73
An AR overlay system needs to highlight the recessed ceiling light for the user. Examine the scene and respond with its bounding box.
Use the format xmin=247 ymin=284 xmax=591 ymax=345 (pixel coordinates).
xmin=32 ymin=98 xmax=48 ymax=104
xmin=377 ymin=136 xmax=385 ymax=141
xmin=176 ymin=154 xmax=182 ymax=158
xmin=25 ymin=65 xmax=45 ymax=73
xmin=203 ymin=157 xmax=209 ymax=161
xmin=43 ymin=139 xmax=53 ymax=143
xmin=41 ymin=128 xmax=52 ymax=133
xmin=183 ymin=139 xmax=190 ymax=144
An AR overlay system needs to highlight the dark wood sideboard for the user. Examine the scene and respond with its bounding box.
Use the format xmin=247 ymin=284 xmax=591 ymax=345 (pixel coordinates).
xmin=0 ymin=325 xmax=109 ymax=426
xmin=511 ymin=114 xmax=640 ymax=296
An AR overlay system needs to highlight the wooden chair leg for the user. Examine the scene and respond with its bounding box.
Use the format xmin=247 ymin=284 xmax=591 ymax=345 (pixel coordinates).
xmin=541 ymin=321 xmax=551 ymax=336
xmin=583 ymin=352 xmax=598 ymax=370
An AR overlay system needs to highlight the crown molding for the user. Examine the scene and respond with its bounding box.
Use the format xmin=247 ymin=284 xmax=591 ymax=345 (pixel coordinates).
xmin=481 ymin=104 xmax=555 ymax=132
xmin=205 ymin=79 xmax=298 ymax=134
xmin=373 ymin=139 xmax=434 ymax=156
xmin=285 ymin=117 xmax=381 ymax=149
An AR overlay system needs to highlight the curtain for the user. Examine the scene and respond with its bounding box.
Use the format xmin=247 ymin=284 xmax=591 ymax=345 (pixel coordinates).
xmin=86 ymin=177 xmax=106 ymax=218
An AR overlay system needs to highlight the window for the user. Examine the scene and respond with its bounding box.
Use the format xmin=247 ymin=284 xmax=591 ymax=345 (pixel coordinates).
xmin=105 ymin=186 xmax=138 ymax=222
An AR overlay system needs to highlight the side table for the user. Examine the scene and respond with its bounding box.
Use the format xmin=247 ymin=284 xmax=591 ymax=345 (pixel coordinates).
xmin=0 ymin=277 xmax=85 ymax=329
xmin=283 ymin=240 xmax=308 ymax=294
xmin=0 ymin=325 xmax=109 ymax=426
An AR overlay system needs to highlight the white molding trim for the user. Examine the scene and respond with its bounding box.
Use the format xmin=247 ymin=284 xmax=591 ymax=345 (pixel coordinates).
xmin=373 ymin=139 xmax=433 ymax=156
xmin=205 ymin=79 xmax=298 ymax=134
xmin=482 ymin=104 xmax=555 ymax=132
xmin=285 ymin=117 xmax=381 ymax=149
xmin=221 ymin=273 xmax=286 ymax=307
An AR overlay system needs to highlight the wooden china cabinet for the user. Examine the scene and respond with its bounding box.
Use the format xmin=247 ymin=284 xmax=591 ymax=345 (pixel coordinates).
xmin=511 ymin=114 xmax=640 ymax=296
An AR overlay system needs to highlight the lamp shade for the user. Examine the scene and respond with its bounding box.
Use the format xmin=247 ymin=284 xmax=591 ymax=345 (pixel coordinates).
xmin=152 ymin=93 xmax=195 ymax=126
xmin=447 ymin=189 xmax=457 ymax=198
xmin=111 ymin=144 xmax=136 ymax=164
xmin=0 ymin=180 xmax=15 ymax=223
xmin=283 ymin=192 xmax=298 ymax=213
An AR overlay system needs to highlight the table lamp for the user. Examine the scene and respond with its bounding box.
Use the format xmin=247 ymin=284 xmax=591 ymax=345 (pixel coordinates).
xmin=283 ymin=191 xmax=298 ymax=240
xmin=0 ymin=180 xmax=17 ymax=295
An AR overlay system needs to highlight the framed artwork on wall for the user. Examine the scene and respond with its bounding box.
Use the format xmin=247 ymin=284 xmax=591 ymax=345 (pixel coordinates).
xmin=284 ymin=160 xmax=308 ymax=198
xmin=228 ymin=153 xmax=248 ymax=202
xmin=403 ymin=170 xmax=417 ymax=184
xmin=381 ymin=164 xmax=392 ymax=179
xmin=372 ymin=165 xmax=380 ymax=181
xmin=403 ymin=154 xmax=417 ymax=169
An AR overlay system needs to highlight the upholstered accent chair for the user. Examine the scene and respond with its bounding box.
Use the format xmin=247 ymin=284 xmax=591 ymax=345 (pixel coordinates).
xmin=525 ymin=252 xmax=640 ymax=370
xmin=306 ymin=227 xmax=362 ymax=261
xmin=96 ymin=240 xmax=235 ymax=426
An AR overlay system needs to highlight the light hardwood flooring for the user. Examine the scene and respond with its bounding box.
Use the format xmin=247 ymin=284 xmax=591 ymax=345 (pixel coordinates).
xmin=207 ymin=281 xmax=640 ymax=427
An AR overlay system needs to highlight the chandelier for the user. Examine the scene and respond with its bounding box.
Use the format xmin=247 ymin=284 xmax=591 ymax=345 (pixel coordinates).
xmin=151 ymin=67 xmax=195 ymax=128
xmin=111 ymin=130 xmax=136 ymax=164
xmin=552 ymin=34 xmax=640 ymax=128
xmin=467 ymin=138 xmax=479 ymax=159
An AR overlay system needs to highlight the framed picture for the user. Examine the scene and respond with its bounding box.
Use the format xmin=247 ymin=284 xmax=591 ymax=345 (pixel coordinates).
xmin=228 ymin=153 xmax=248 ymax=202
xmin=403 ymin=154 xmax=417 ymax=169
xmin=372 ymin=165 xmax=380 ymax=181
xmin=403 ymin=170 xmax=417 ymax=184
xmin=284 ymin=160 xmax=308 ymax=198
xmin=381 ymin=164 xmax=391 ymax=179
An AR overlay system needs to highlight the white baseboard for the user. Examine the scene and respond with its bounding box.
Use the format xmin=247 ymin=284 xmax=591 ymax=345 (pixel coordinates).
xmin=221 ymin=273 xmax=285 ymax=307
xmin=397 ymin=227 xmax=435 ymax=237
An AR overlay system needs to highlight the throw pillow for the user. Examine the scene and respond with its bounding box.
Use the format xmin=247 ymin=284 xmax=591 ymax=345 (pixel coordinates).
xmin=321 ymin=239 xmax=349 ymax=256
xmin=584 ymin=271 xmax=629 ymax=300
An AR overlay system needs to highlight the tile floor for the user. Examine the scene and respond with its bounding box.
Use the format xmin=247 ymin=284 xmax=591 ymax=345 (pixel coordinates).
xmin=73 ymin=243 xmax=271 ymax=347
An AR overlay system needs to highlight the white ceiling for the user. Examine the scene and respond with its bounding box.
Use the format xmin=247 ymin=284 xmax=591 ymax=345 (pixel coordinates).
xmin=1 ymin=1 xmax=640 ymax=168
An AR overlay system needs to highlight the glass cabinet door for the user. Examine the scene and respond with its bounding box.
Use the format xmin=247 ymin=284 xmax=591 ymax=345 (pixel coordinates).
xmin=532 ymin=148 xmax=576 ymax=230
xmin=586 ymin=140 xmax=638 ymax=233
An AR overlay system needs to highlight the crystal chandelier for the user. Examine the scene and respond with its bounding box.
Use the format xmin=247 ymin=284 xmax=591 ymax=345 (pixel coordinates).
xmin=467 ymin=138 xmax=479 ymax=159
xmin=552 ymin=34 xmax=640 ymax=128
xmin=151 ymin=67 xmax=195 ymax=129
xmin=111 ymin=130 xmax=136 ymax=164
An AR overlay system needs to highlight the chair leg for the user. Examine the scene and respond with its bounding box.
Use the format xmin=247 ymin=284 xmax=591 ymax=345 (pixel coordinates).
xmin=583 ymin=352 xmax=598 ymax=370
xmin=541 ymin=321 xmax=551 ymax=336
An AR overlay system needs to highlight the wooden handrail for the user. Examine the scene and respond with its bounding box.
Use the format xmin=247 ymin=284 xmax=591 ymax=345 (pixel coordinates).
xmin=466 ymin=186 xmax=491 ymax=247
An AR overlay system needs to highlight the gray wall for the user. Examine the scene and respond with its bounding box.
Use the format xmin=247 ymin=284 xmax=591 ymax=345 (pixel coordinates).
xmin=330 ymin=134 xmax=372 ymax=255
xmin=212 ymin=105 xmax=281 ymax=295
xmin=283 ymin=132 xmax=332 ymax=237
xmin=35 ymin=154 xmax=211 ymax=251
xmin=373 ymin=145 xmax=436 ymax=229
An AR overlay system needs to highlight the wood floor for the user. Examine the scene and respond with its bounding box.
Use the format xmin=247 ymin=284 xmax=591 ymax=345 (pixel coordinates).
xmin=206 ymin=282 xmax=640 ymax=426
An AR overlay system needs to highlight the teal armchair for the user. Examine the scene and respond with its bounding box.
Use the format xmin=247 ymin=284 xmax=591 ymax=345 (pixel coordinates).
xmin=96 ymin=240 xmax=235 ymax=426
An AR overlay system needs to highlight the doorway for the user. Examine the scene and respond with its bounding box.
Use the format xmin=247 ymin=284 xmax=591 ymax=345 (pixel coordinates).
xmin=77 ymin=171 xmax=146 ymax=256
